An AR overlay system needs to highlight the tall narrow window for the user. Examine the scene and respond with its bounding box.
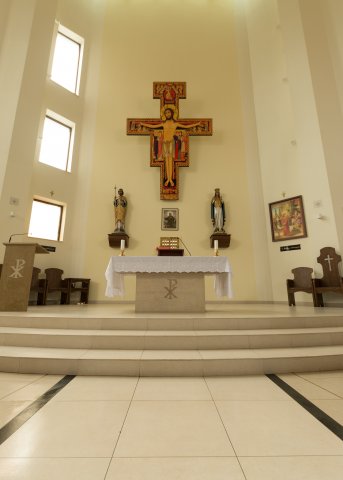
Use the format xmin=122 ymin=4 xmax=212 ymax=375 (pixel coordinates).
xmin=50 ymin=25 xmax=84 ymax=94
xmin=28 ymin=199 xmax=65 ymax=241
xmin=39 ymin=111 xmax=75 ymax=172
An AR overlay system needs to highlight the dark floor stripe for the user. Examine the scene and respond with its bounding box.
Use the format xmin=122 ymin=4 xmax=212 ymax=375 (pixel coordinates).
xmin=266 ymin=373 xmax=343 ymax=441
xmin=0 ymin=375 xmax=75 ymax=445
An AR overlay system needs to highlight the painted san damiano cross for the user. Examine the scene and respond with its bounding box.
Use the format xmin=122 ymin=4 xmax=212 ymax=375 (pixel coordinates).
xmin=127 ymin=82 xmax=213 ymax=200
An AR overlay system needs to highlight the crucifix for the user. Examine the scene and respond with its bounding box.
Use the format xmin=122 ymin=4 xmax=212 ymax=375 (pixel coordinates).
xmin=127 ymin=82 xmax=213 ymax=200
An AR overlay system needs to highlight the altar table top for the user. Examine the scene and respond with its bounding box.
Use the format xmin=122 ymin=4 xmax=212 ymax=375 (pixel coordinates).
xmin=105 ymin=256 xmax=233 ymax=298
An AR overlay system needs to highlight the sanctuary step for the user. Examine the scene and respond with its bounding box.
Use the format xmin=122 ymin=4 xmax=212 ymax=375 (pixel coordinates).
xmin=0 ymin=345 xmax=342 ymax=377
xmin=0 ymin=327 xmax=343 ymax=350
xmin=0 ymin=304 xmax=343 ymax=376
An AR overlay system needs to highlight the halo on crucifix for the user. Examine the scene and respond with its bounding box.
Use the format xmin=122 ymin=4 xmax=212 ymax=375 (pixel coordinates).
xmin=127 ymin=82 xmax=213 ymax=200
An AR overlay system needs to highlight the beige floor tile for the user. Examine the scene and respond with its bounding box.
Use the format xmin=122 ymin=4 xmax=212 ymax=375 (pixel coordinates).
xmin=107 ymin=457 xmax=245 ymax=480
xmin=3 ymin=375 xmax=63 ymax=401
xmin=114 ymin=400 xmax=234 ymax=457
xmin=278 ymin=373 xmax=340 ymax=399
xmin=140 ymin=359 xmax=204 ymax=377
xmin=80 ymin=349 xmax=142 ymax=359
xmin=0 ymin=346 xmax=87 ymax=359
xmin=0 ymin=458 xmax=110 ymax=480
xmin=216 ymin=400 xmax=343 ymax=456
xmin=141 ymin=350 xmax=201 ymax=359
xmin=134 ymin=377 xmax=211 ymax=400
xmin=76 ymin=359 xmax=140 ymax=376
xmin=205 ymin=375 xmax=288 ymax=401
xmin=0 ymin=373 xmax=43 ymax=382
xmin=312 ymin=399 xmax=343 ymax=424
xmin=239 ymin=456 xmax=343 ymax=480
xmin=52 ymin=376 xmax=138 ymax=401
xmin=0 ymin=401 xmax=31 ymax=428
xmin=0 ymin=375 xmax=45 ymax=399
xmin=298 ymin=370 xmax=343 ymax=380
xmin=0 ymin=400 xmax=129 ymax=458
xmin=303 ymin=377 xmax=343 ymax=397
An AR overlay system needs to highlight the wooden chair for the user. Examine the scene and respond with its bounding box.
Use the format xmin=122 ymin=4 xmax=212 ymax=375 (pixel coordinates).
xmin=43 ymin=268 xmax=69 ymax=305
xmin=29 ymin=267 xmax=46 ymax=305
xmin=66 ymin=277 xmax=90 ymax=304
xmin=313 ymin=247 xmax=343 ymax=307
xmin=286 ymin=267 xmax=317 ymax=306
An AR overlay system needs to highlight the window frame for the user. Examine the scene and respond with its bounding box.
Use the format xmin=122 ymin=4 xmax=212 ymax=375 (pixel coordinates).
xmin=50 ymin=23 xmax=84 ymax=95
xmin=38 ymin=110 xmax=75 ymax=172
xmin=28 ymin=197 xmax=66 ymax=242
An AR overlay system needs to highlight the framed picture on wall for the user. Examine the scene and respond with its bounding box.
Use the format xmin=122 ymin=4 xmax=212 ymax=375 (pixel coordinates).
xmin=269 ymin=195 xmax=307 ymax=242
xmin=161 ymin=208 xmax=179 ymax=231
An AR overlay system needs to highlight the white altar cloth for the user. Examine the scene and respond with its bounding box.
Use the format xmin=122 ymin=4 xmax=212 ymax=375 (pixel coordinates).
xmin=105 ymin=256 xmax=233 ymax=298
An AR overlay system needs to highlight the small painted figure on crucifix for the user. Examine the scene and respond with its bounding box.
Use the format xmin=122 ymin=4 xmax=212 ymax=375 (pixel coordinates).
xmin=114 ymin=187 xmax=127 ymax=233
xmin=211 ymin=188 xmax=226 ymax=233
xmin=127 ymin=82 xmax=213 ymax=200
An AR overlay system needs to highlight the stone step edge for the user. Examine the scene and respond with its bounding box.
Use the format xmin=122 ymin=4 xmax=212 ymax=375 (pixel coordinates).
xmin=0 ymin=345 xmax=343 ymax=360
xmin=1 ymin=318 xmax=343 ymax=331
xmin=1 ymin=326 xmax=343 ymax=335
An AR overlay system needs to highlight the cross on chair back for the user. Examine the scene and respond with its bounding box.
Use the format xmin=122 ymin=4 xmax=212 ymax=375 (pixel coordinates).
xmin=286 ymin=267 xmax=316 ymax=306
xmin=313 ymin=247 xmax=343 ymax=306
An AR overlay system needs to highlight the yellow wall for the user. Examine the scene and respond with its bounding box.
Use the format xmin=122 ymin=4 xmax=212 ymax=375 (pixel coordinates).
xmin=84 ymin=0 xmax=257 ymax=301
xmin=1 ymin=0 xmax=343 ymax=305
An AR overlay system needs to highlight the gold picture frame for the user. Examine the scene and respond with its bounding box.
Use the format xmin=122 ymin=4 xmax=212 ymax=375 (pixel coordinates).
xmin=269 ymin=195 xmax=307 ymax=242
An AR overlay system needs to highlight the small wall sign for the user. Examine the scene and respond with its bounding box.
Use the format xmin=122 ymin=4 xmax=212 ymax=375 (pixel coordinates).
xmin=280 ymin=244 xmax=301 ymax=252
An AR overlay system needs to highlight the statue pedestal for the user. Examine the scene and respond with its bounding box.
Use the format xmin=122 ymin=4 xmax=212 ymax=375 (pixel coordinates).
xmin=108 ymin=233 xmax=129 ymax=248
xmin=210 ymin=233 xmax=231 ymax=248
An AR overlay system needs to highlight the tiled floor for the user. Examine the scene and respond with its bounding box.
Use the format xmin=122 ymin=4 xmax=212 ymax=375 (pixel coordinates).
xmin=0 ymin=371 xmax=342 ymax=479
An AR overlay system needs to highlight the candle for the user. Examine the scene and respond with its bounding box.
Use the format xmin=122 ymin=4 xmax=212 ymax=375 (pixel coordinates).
xmin=120 ymin=239 xmax=125 ymax=250
xmin=214 ymin=240 xmax=218 ymax=250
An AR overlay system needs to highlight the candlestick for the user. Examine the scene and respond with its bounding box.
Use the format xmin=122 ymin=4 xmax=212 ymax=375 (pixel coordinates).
xmin=119 ymin=239 xmax=125 ymax=256
xmin=213 ymin=239 xmax=219 ymax=256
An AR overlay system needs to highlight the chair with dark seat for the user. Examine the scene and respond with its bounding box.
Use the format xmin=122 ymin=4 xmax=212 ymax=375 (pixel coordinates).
xmin=43 ymin=268 xmax=69 ymax=305
xmin=286 ymin=267 xmax=316 ymax=306
xmin=313 ymin=247 xmax=343 ymax=307
xmin=29 ymin=267 xmax=46 ymax=305
xmin=65 ymin=277 xmax=91 ymax=304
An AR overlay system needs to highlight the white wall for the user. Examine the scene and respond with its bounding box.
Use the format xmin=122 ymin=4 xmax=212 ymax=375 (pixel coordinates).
xmin=238 ymin=0 xmax=340 ymax=302
xmin=0 ymin=0 xmax=106 ymax=283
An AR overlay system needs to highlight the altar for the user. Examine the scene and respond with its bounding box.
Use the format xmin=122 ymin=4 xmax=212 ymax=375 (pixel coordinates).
xmin=105 ymin=256 xmax=232 ymax=312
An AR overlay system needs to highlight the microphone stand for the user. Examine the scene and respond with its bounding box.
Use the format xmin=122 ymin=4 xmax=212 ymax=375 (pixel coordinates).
xmin=8 ymin=233 xmax=29 ymax=243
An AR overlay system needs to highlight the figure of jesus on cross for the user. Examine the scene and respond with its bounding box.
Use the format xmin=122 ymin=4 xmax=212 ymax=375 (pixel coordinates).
xmin=127 ymin=82 xmax=213 ymax=200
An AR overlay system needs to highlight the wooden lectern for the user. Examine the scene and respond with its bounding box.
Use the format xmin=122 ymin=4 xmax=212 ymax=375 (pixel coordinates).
xmin=0 ymin=243 xmax=49 ymax=312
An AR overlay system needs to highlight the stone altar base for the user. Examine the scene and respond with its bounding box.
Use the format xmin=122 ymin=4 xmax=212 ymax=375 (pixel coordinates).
xmin=135 ymin=272 xmax=205 ymax=313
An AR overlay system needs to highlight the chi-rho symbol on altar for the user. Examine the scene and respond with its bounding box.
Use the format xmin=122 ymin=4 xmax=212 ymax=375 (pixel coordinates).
xmin=127 ymin=82 xmax=213 ymax=200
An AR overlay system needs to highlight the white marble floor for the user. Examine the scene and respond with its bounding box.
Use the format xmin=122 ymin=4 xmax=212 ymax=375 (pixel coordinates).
xmin=0 ymin=371 xmax=342 ymax=479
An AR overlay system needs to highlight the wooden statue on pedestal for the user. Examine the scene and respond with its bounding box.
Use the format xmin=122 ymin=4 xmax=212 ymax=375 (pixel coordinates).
xmin=108 ymin=187 xmax=130 ymax=248
xmin=210 ymin=188 xmax=231 ymax=248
